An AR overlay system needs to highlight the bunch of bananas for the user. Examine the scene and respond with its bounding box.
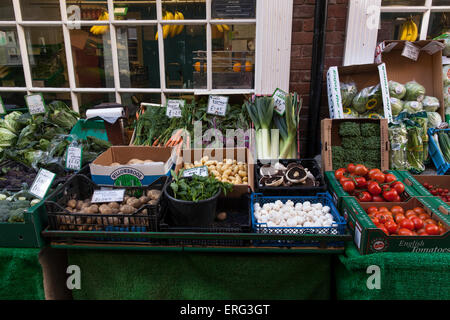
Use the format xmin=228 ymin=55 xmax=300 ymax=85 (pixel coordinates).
xmin=399 ymin=18 xmax=418 ymax=42
xmin=215 ymin=24 xmax=230 ymax=33
xmin=90 ymin=11 xmax=109 ymax=35
xmin=155 ymin=11 xmax=185 ymax=40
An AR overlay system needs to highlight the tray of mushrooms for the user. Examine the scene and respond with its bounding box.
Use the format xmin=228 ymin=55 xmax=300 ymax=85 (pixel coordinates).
xmin=255 ymin=159 xmax=326 ymax=195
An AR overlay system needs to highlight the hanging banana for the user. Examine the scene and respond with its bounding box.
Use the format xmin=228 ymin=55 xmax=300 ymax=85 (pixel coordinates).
xmin=399 ymin=18 xmax=418 ymax=42
xmin=90 ymin=11 xmax=109 ymax=35
xmin=175 ymin=11 xmax=185 ymax=35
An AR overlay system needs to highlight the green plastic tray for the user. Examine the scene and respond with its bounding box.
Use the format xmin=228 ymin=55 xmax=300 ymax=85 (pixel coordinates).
xmin=69 ymin=119 xmax=108 ymax=141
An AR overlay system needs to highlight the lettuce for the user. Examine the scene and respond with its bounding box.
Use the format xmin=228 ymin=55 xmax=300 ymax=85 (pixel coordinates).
xmin=390 ymin=97 xmax=404 ymax=116
xmin=0 ymin=128 xmax=17 ymax=146
xmin=422 ymin=96 xmax=440 ymax=112
xmin=427 ymin=112 xmax=442 ymax=128
xmin=389 ymin=81 xmax=406 ymax=99
xmin=405 ymin=81 xmax=426 ymax=102
xmin=403 ymin=101 xmax=423 ymax=113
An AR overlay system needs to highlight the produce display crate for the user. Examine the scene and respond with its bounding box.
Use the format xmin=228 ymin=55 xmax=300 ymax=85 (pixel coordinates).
xmin=428 ymin=128 xmax=450 ymax=175
xmin=250 ymin=192 xmax=347 ymax=248
xmin=159 ymin=194 xmax=252 ymax=247
xmin=254 ymin=159 xmax=327 ymax=196
xmin=69 ymin=119 xmax=109 ymax=142
xmin=44 ymin=174 xmax=168 ymax=245
xmin=341 ymin=196 xmax=450 ymax=255
xmin=0 ymin=160 xmax=37 ymax=192
xmin=324 ymin=170 xmax=415 ymax=211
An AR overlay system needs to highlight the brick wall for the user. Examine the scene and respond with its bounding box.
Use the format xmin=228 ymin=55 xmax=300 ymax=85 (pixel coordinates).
xmin=290 ymin=0 xmax=349 ymax=157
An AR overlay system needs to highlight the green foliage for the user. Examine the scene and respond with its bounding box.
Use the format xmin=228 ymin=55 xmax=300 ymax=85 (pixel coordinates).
xmin=339 ymin=122 xmax=360 ymax=137
xmin=360 ymin=123 xmax=380 ymax=137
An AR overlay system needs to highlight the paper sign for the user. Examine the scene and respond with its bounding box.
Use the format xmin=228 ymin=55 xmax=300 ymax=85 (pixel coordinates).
xmin=29 ymin=169 xmax=56 ymax=199
xmin=166 ymin=99 xmax=184 ymax=118
xmin=207 ymin=96 xmax=228 ymax=117
xmin=25 ymin=94 xmax=46 ymax=115
xmin=272 ymin=88 xmax=287 ymax=116
xmin=91 ymin=189 xmax=126 ymax=204
xmin=421 ymin=41 xmax=445 ymax=55
xmin=326 ymin=66 xmax=344 ymax=119
xmin=182 ymin=166 xmax=209 ymax=178
xmin=377 ymin=63 xmax=393 ymax=123
xmin=401 ymin=42 xmax=420 ymax=61
xmin=65 ymin=146 xmax=83 ymax=171
xmin=0 ymin=97 xmax=5 ymax=115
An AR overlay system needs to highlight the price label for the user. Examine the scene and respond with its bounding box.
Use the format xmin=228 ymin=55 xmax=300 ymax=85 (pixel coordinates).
xmin=207 ymin=96 xmax=228 ymax=117
xmin=272 ymin=88 xmax=288 ymax=115
xmin=182 ymin=166 xmax=209 ymax=178
xmin=401 ymin=42 xmax=420 ymax=61
xmin=421 ymin=41 xmax=445 ymax=55
xmin=65 ymin=146 xmax=83 ymax=171
xmin=25 ymin=94 xmax=46 ymax=115
xmin=166 ymin=99 xmax=184 ymax=118
xmin=29 ymin=169 xmax=56 ymax=199
xmin=0 ymin=96 xmax=5 ymax=115
xmin=91 ymin=189 xmax=126 ymax=204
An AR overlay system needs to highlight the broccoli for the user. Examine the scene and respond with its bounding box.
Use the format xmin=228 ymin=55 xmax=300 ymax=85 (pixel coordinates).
xmin=360 ymin=123 xmax=380 ymax=137
xmin=361 ymin=136 xmax=381 ymax=150
xmin=339 ymin=122 xmax=361 ymax=137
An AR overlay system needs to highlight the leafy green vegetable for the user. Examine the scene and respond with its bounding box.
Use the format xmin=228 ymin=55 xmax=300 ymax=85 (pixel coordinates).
xmin=390 ymin=97 xmax=404 ymax=116
xmin=339 ymin=122 xmax=360 ymax=137
xmin=360 ymin=123 xmax=380 ymax=137
xmin=388 ymin=122 xmax=408 ymax=170
xmin=0 ymin=128 xmax=17 ymax=147
xmin=340 ymin=82 xmax=358 ymax=108
xmin=388 ymin=81 xmax=406 ymax=99
xmin=405 ymin=120 xmax=425 ymax=174
xmin=0 ymin=111 xmax=23 ymax=134
xmin=427 ymin=112 xmax=442 ymax=128
xmin=422 ymin=96 xmax=440 ymax=112
xmin=405 ymin=81 xmax=426 ymax=102
xmin=403 ymin=101 xmax=423 ymax=113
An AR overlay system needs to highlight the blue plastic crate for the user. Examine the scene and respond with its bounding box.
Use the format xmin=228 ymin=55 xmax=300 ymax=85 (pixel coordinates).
xmin=250 ymin=192 xmax=346 ymax=247
xmin=428 ymin=128 xmax=450 ymax=175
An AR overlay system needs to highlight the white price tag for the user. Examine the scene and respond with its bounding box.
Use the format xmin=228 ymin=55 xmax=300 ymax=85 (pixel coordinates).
xmin=166 ymin=99 xmax=184 ymax=118
xmin=273 ymin=88 xmax=288 ymax=115
xmin=91 ymin=189 xmax=126 ymax=204
xmin=207 ymin=96 xmax=228 ymax=117
xmin=65 ymin=146 xmax=83 ymax=171
xmin=25 ymin=94 xmax=46 ymax=115
xmin=401 ymin=42 xmax=420 ymax=61
xmin=182 ymin=166 xmax=209 ymax=178
xmin=29 ymin=169 xmax=56 ymax=199
xmin=0 ymin=96 xmax=5 ymax=115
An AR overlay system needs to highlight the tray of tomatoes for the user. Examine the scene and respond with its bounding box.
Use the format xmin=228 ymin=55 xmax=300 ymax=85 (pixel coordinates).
xmin=365 ymin=204 xmax=447 ymax=236
xmin=334 ymin=164 xmax=407 ymax=203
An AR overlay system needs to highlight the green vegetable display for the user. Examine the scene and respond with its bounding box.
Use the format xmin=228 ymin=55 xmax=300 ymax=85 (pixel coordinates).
xmin=0 ymin=192 xmax=40 ymax=223
xmin=405 ymin=120 xmax=425 ymax=174
xmin=342 ymin=107 xmax=359 ymax=118
xmin=422 ymin=96 xmax=440 ymax=112
xmin=388 ymin=122 xmax=408 ymax=170
xmin=169 ymin=170 xmax=232 ymax=202
xmin=437 ymin=130 xmax=450 ymax=163
xmin=388 ymin=81 xmax=406 ymax=100
xmin=403 ymin=101 xmax=423 ymax=113
xmin=427 ymin=112 xmax=442 ymax=128
xmin=340 ymin=82 xmax=358 ymax=108
xmin=352 ymin=85 xmax=382 ymax=115
xmin=410 ymin=112 xmax=429 ymax=163
xmin=390 ymin=97 xmax=404 ymax=116
xmin=405 ymin=81 xmax=426 ymax=102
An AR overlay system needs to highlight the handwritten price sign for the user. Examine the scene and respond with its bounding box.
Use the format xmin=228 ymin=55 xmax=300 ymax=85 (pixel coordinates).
xmin=207 ymin=96 xmax=228 ymax=117
xmin=29 ymin=169 xmax=56 ymax=199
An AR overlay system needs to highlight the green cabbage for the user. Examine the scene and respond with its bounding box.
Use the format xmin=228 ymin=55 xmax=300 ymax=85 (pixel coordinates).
xmin=405 ymin=81 xmax=426 ymax=102
xmin=389 ymin=81 xmax=406 ymax=99
xmin=403 ymin=101 xmax=423 ymax=113
xmin=0 ymin=111 xmax=23 ymax=134
xmin=340 ymin=82 xmax=358 ymax=108
xmin=0 ymin=128 xmax=16 ymax=146
xmin=426 ymin=112 xmax=442 ymax=128
xmin=390 ymin=97 xmax=404 ymax=116
xmin=422 ymin=96 xmax=440 ymax=112
xmin=352 ymin=85 xmax=382 ymax=114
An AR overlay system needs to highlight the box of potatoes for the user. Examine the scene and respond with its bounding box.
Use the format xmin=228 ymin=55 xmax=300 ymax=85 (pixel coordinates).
xmin=175 ymin=148 xmax=255 ymax=198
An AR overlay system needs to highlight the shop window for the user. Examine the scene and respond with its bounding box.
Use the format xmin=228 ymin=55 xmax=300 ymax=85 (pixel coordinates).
xmin=0 ymin=1 xmax=15 ymax=21
xmin=0 ymin=92 xmax=27 ymax=110
xmin=113 ymin=0 xmax=157 ymax=20
xmin=377 ymin=13 xmax=423 ymax=44
xmin=162 ymin=0 xmax=206 ymax=20
xmin=0 ymin=27 xmax=26 ymax=87
xmin=67 ymin=1 xmax=108 ymax=21
xmin=21 ymin=0 xmax=61 ymax=21
xmin=428 ymin=12 xmax=450 ymax=40
xmin=77 ymin=92 xmax=116 ymax=117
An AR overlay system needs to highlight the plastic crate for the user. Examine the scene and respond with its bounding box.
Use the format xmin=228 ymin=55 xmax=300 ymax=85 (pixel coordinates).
xmin=254 ymin=159 xmax=327 ymax=196
xmin=428 ymin=128 xmax=450 ymax=175
xmin=159 ymin=194 xmax=252 ymax=247
xmin=69 ymin=119 xmax=108 ymax=142
xmin=250 ymin=192 xmax=346 ymax=247
xmin=45 ymin=174 xmax=168 ymax=244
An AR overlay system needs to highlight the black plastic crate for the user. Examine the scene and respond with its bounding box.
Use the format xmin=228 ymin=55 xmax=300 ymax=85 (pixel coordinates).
xmin=45 ymin=174 xmax=168 ymax=243
xmin=254 ymin=159 xmax=327 ymax=196
xmin=159 ymin=192 xmax=252 ymax=247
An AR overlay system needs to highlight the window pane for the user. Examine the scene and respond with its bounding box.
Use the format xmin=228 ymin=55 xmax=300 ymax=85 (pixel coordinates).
xmin=121 ymin=92 xmax=161 ymax=107
xmin=70 ymin=26 xmax=114 ymax=88
xmin=117 ymin=26 xmax=160 ymax=88
xmin=24 ymin=27 xmax=69 ymax=88
xmin=381 ymin=0 xmax=425 ymax=5
xmin=432 ymin=0 xmax=450 ymax=5
xmin=427 ymin=12 xmax=450 ymax=40
xmin=212 ymin=0 xmax=256 ymax=19
xmin=114 ymin=0 xmax=157 ymax=20
xmin=78 ymin=92 xmax=116 ymax=116
xmin=377 ymin=13 xmax=422 ymax=43
xmin=209 ymin=24 xmax=255 ymax=89
xmin=0 ymin=92 xmax=27 ymax=110
xmin=0 ymin=28 xmax=26 ymax=87
xmin=66 ymin=1 xmax=108 ymax=21
xmin=162 ymin=0 xmax=206 ymax=20
xmin=164 ymin=25 xmax=206 ymax=89
xmin=0 ymin=0 xmax=15 ymax=21
xmin=41 ymin=92 xmax=71 ymax=105
xmin=21 ymin=0 xmax=61 ymax=21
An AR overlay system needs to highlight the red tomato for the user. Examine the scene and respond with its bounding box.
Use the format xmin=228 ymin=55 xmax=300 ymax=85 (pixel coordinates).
xmin=378 ymin=225 xmax=389 ymax=235
xmin=372 ymin=172 xmax=386 ymax=184
xmin=367 ymin=206 xmax=379 ymax=215
xmin=398 ymin=228 xmax=414 ymax=236
xmin=377 ymin=213 xmax=389 ymax=224
xmin=394 ymin=213 xmax=406 ymax=224
xmin=385 ymin=174 xmax=397 ymax=183
xmin=368 ymin=168 xmax=382 ymax=180
xmin=340 ymin=176 xmax=351 ymax=184
xmin=391 ymin=181 xmax=405 ymax=194
xmin=413 ymin=207 xmax=425 ymax=215
xmin=393 ymin=195 xmax=401 ymax=202
xmin=424 ymin=219 xmax=437 ymax=226
xmin=355 ymin=177 xmax=367 ymax=188
xmin=399 ymin=218 xmax=415 ymax=231
xmin=354 ymin=164 xmax=369 ymax=177
xmin=347 ymin=163 xmax=356 ymax=174
xmin=438 ymin=225 xmax=447 ymax=235
xmin=358 ymin=191 xmax=372 ymax=202
xmin=411 ymin=217 xmax=424 ymax=230
xmin=391 ymin=206 xmax=404 ymax=215
xmin=383 ymin=189 xmax=398 ymax=202
xmin=342 ymin=181 xmax=356 ymax=193
xmin=378 ymin=206 xmax=389 ymax=212
xmin=418 ymin=213 xmax=431 ymax=221
xmin=417 ymin=228 xmax=428 ymax=236
xmin=385 ymin=221 xmax=398 ymax=234
xmin=367 ymin=181 xmax=382 ymax=196
xmin=405 ymin=210 xmax=417 ymax=219
xmin=335 ymin=168 xmax=346 ymax=180
xmin=372 ymin=195 xmax=384 ymax=202
xmin=425 ymin=224 xmax=440 ymax=236
xmin=370 ymin=217 xmax=380 ymax=225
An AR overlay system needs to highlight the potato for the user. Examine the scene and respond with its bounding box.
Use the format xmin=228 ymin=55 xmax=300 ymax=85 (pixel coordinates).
xmin=127 ymin=197 xmax=141 ymax=209
xmin=124 ymin=195 xmax=130 ymax=203
xmin=67 ymin=199 xmax=77 ymax=209
xmin=108 ymin=202 xmax=120 ymax=209
xmin=217 ymin=212 xmax=227 ymax=221
xmin=76 ymin=200 xmax=84 ymax=210
xmin=111 ymin=208 xmax=120 ymax=214
xmin=128 ymin=159 xmax=144 ymax=165
xmin=65 ymin=207 xmax=73 ymax=213
xmin=139 ymin=196 xmax=150 ymax=204
xmin=146 ymin=189 xmax=161 ymax=200
xmin=148 ymin=199 xmax=158 ymax=206
xmin=99 ymin=204 xmax=112 ymax=215
xmin=121 ymin=205 xmax=136 ymax=215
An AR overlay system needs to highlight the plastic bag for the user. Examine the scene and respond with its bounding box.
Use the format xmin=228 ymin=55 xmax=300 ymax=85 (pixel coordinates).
xmin=340 ymin=82 xmax=358 ymax=108
xmin=422 ymin=96 xmax=440 ymax=112
xmin=389 ymin=80 xmax=406 ymax=100
xmin=405 ymin=81 xmax=426 ymax=102
xmin=434 ymin=33 xmax=450 ymax=56
xmin=342 ymin=107 xmax=359 ymax=118
xmin=405 ymin=120 xmax=425 ymax=174
xmin=427 ymin=112 xmax=442 ymax=128
xmin=403 ymin=101 xmax=423 ymax=113
xmin=410 ymin=112 xmax=429 ymax=164
xmin=352 ymin=84 xmax=382 ymax=114
xmin=390 ymin=97 xmax=404 ymax=116
xmin=388 ymin=122 xmax=408 ymax=170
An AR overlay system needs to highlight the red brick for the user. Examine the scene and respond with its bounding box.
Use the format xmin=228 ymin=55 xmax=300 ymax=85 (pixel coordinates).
xmin=326 ymin=31 xmax=345 ymax=44
xmin=335 ymin=18 xmax=347 ymax=31
xmin=302 ymin=18 xmax=314 ymax=32
xmin=292 ymin=32 xmax=314 ymax=45
xmin=332 ymin=44 xmax=345 ymax=57
xmin=293 ymin=5 xmax=315 ymax=18
xmin=290 ymin=57 xmax=312 ymax=70
xmin=326 ymin=18 xmax=336 ymax=32
xmin=301 ymin=45 xmax=313 ymax=57
xmin=328 ymin=4 xmax=348 ymax=19
xmin=290 ymin=83 xmax=310 ymax=95
xmin=294 ymin=0 xmax=305 ymax=4
xmin=325 ymin=44 xmax=334 ymax=58
xmin=291 ymin=45 xmax=302 ymax=57
xmin=292 ymin=19 xmax=303 ymax=32
xmin=290 ymin=70 xmax=311 ymax=83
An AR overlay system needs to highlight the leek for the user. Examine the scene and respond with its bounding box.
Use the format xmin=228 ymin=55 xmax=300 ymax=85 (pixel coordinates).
xmin=256 ymin=97 xmax=275 ymax=159
xmin=279 ymin=93 xmax=301 ymax=159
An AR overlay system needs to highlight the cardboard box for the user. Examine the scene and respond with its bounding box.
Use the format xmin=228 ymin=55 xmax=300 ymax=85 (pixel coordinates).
xmin=175 ymin=148 xmax=254 ymax=198
xmin=90 ymin=146 xmax=176 ymax=186
xmin=341 ymin=196 xmax=450 ymax=255
xmin=324 ymin=170 xmax=416 ymax=211
xmin=326 ymin=63 xmax=392 ymax=122
xmin=321 ymin=118 xmax=390 ymax=172
xmin=375 ymin=40 xmax=446 ymax=121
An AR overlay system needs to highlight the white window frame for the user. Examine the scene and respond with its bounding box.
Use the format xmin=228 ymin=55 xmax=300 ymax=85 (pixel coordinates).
xmin=343 ymin=0 xmax=450 ymax=66
xmin=0 ymin=0 xmax=294 ymax=112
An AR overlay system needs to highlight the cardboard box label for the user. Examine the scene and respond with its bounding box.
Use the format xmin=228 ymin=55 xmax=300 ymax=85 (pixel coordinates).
xmin=377 ymin=63 xmax=393 ymax=123
xmin=182 ymin=166 xmax=209 ymax=178
xmin=421 ymin=41 xmax=445 ymax=55
xmin=401 ymin=41 xmax=420 ymax=61
xmin=326 ymin=67 xmax=344 ymax=119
